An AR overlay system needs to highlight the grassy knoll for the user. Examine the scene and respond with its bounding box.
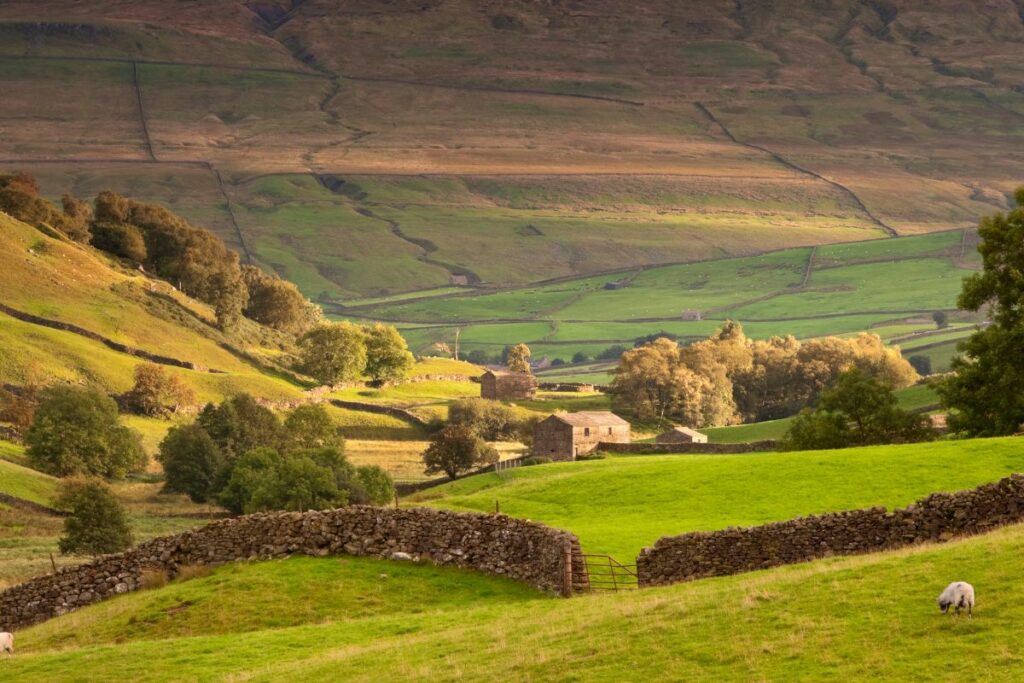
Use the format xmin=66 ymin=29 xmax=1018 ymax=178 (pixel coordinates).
xmin=0 ymin=455 xmax=57 ymax=506
xmin=412 ymin=438 xmax=1024 ymax=562
xmin=8 ymin=524 xmax=1024 ymax=680
xmin=19 ymin=555 xmax=545 ymax=651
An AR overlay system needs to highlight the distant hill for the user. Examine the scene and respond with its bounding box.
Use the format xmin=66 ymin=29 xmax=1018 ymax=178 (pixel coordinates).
xmin=0 ymin=0 xmax=1018 ymax=357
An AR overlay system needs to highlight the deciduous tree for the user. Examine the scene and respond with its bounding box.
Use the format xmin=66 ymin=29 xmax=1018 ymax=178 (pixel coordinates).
xmin=297 ymin=322 xmax=367 ymax=385
xmin=27 ymin=386 xmax=146 ymax=478
xmin=422 ymin=424 xmax=498 ymax=479
xmin=55 ymin=479 xmax=133 ymax=555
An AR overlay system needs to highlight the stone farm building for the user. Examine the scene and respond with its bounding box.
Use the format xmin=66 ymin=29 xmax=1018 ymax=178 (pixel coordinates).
xmin=533 ymin=411 xmax=631 ymax=461
xmin=656 ymin=426 xmax=708 ymax=444
xmin=480 ymin=370 xmax=538 ymax=401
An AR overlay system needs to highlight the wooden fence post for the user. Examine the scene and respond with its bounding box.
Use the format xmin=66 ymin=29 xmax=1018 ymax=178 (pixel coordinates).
xmin=562 ymin=544 xmax=574 ymax=597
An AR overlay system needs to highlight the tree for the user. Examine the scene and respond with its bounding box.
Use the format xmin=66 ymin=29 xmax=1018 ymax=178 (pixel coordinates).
xmin=422 ymin=424 xmax=498 ymax=479
xmin=937 ymin=188 xmax=1024 ymax=435
xmin=908 ymin=355 xmax=932 ymax=376
xmin=506 ymin=343 xmax=532 ymax=373
xmin=364 ymin=323 xmax=415 ymax=382
xmin=121 ymin=363 xmax=195 ymax=417
xmin=298 ymin=322 xmax=367 ymax=385
xmin=571 ymin=352 xmax=590 ymax=364
xmin=59 ymin=194 xmax=92 ymax=243
xmin=54 ymin=479 xmax=133 ymax=555
xmin=91 ymin=222 xmax=147 ymax=263
xmin=196 ymin=393 xmax=285 ymax=459
xmin=284 ymin=404 xmax=341 ymax=449
xmin=219 ymin=446 xmax=383 ymax=513
xmin=157 ymin=424 xmax=225 ymax=503
xmin=26 ymin=386 xmax=146 ymax=478
xmin=933 ymin=311 xmax=949 ymax=329
xmin=242 ymin=265 xmax=317 ymax=334
xmin=448 ymin=398 xmax=520 ymax=440
xmin=781 ymin=369 xmax=933 ymax=450
xmin=357 ymin=465 xmax=394 ymax=505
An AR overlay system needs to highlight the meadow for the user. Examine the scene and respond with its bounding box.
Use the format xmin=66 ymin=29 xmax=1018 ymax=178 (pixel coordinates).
xmin=6 ymin=494 xmax=1024 ymax=680
xmin=412 ymin=438 xmax=1024 ymax=562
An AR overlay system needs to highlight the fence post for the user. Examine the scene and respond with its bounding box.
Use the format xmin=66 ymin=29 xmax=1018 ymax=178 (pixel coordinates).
xmin=562 ymin=544 xmax=574 ymax=597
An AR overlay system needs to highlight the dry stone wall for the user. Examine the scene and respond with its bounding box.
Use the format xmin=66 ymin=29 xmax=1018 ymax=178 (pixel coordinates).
xmin=0 ymin=506 xmax=583 ymax=631
xmin=638 ymin=474 xmax=1024 ymax=587
xmin=599 ymin=441 xmax=777 ymax=455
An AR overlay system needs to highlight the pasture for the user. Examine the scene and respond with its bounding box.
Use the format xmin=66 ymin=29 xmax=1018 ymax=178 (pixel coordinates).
xmin=412 ymin=437 xmax=1024 ymax=562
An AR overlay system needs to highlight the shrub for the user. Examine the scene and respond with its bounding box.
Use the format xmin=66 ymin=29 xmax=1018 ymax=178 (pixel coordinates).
xmin=26 ymin=385 xmax=147 ymax=478
xmin=519 ymin=456 xmax=550 ymax=466
xmin=908 ymin=355 xmax=932 ymax=376
xmin=54 ymin=479 xmax=133 ymax=556
xmin=0 ymin=385 xmax=38 ymax=436
xmin=422 ymin=424 xmax=498 ymax=479
xmin=140 ymin=568 xmax=170 ymax=590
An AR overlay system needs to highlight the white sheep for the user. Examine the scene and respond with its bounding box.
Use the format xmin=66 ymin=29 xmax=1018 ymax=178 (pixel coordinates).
xmin=937 ymin=581 xmax=975 ymax=619
xmin=0 ymin=631 xmax=12 ymax=655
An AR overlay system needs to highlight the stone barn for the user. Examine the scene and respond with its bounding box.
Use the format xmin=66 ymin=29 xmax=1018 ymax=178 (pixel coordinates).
xmin=681 ymin=310 xmax=702 ymax=321
xmin=480 ymin=370 xmax=538 ymax=401
xmin=532 ymin=411 xmax=631 ymax=461
xmin=656 ymin=426 xmax=708 ymax=444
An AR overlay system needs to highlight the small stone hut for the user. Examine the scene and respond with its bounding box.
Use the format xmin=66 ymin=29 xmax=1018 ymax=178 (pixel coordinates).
xmin=533 ymin=411 xmax=631 ymax=461
xmin=656 ymin=426 xmax=708 ymax=444
xmin=681 ymin=310 xmax=702 ymax=321
xmin=480 ymin=370 xmax=538 ymax=401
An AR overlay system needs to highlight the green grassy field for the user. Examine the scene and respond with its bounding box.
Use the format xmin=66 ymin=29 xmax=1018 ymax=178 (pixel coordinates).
xmin=0 ymin=454 xmax=57 ymax=506
xmin=363 ymin=230 xmax=983 ymax=370
xmin=7 ymin=521 xmax=1024 ymax=681
xmin=412 ymin=438 xmax=1024 ymax=562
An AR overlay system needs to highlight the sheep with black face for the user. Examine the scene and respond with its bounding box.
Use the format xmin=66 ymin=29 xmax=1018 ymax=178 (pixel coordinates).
xmin=938 ymin=581 xmax=975 ymax=619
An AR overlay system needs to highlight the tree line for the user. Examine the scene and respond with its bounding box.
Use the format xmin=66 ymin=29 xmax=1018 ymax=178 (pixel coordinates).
xmin=609 ymin=321 xmax=918 ymax=428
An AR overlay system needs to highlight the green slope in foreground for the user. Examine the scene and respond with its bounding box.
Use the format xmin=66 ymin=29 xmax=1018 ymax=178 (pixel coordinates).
xmin=8 ymin=524 xmax=1024 ymax=681
xmin=412 ymin=438 xmax=1024 ymax=561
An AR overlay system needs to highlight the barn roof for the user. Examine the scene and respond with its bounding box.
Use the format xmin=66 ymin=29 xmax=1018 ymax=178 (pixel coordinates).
xmin=550 ymin=411 xmax=630 ymax=428
xmin=663 ymin=426 xmax=706 ymax=438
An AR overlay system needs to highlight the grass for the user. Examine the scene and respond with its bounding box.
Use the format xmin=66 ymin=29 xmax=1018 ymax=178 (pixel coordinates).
xmin=0 ymin=455 xmax=57 ymax=506
xmin=8 ymin=523 xmax=1024 ymax=680
xmin=18 ymin=555 xmax=545 ymax=651
xmin=411 ymin=437 xmax=1024 ymax=562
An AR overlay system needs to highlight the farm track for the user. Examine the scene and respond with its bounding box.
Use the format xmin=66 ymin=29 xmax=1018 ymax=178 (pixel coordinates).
xmin=694 ymin=102 xmax=899 ymax=237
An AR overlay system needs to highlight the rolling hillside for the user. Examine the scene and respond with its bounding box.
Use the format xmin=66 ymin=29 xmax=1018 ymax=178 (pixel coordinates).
xmin=7 ymin=513 xmax=1024 ymax=680
xmin=0 ymin=0 xmax=1020 ymax=309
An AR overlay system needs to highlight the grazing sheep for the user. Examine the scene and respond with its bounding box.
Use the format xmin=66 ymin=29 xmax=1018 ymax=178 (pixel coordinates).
xmin=938 ymin=581 xmax=975 ymax=619
xmin=0 ymin=632 xmax=12 ymax=655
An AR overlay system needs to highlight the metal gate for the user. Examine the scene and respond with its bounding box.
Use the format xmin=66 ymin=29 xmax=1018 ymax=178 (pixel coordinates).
xmin=573 ymin=553 xmax=638 ymax=592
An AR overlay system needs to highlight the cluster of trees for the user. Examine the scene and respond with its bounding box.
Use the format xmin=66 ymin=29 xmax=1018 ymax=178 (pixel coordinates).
xmin=781 ymin=369 xmax=934 ymax=450
xmin=610 ymin=322 xmax=918 ymax=428
xmin=158 ymin=396 xmax=393 ymax=513
xmin=421 ymin=398 xmax=541 ymax=479
xmin=937 ymin=187 xmax=1024 ymax=436
xmin=0 ymin=172 xmax=92 ymax=242
xmin=298 ymin=321 xmax=414 ymax=385
xmin=2 ymin=172 xmax=322 ymax=333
